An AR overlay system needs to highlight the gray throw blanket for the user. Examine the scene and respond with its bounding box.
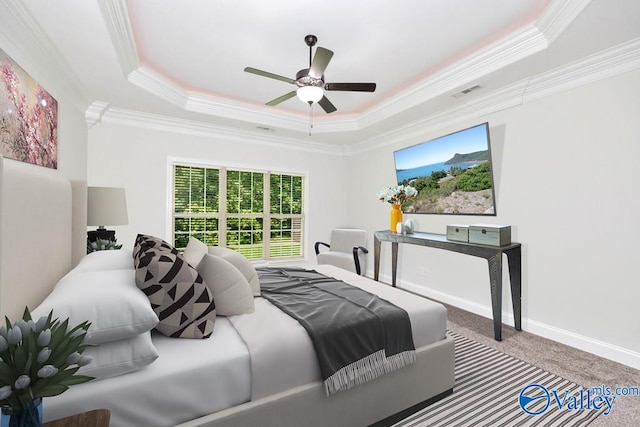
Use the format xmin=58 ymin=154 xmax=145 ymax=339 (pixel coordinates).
xmin=258 ymin=267 xmax=416 ymax=396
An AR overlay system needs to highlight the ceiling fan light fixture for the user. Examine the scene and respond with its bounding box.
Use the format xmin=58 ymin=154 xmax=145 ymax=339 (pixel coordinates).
xmin=297 ymin=86 xmax=324 ymax=104
xmin=245 ymin=34 xmax=375 ymax=113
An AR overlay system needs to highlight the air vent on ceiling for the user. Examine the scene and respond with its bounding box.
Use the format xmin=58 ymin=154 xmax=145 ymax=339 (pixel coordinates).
xmin=452 ymin=84 xmax=482 ymax=98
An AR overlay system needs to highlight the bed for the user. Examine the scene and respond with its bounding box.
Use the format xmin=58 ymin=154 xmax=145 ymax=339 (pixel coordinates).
xmin=0 ymin=156 xmax=455 ymax=427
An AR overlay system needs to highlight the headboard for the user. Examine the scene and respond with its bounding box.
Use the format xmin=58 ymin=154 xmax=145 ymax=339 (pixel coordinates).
xmin=0 ymin=156 xmax=86 ymax=320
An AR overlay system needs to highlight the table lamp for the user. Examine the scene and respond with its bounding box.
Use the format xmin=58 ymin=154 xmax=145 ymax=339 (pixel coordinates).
xmin=87 ymin=186 xmax=128 ymax=243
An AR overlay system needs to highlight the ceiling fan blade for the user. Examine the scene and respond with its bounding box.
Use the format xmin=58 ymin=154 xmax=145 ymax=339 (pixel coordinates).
xmin=244 ymin=67 xmax=295 ymax=84
xmin=309 ymin=47 xmax=334 ymax=78
xmin=325 ymin=82 xmax=377 ymax=92
xmin=266 ymin=91 xmax=297 ymax=106
xmin=318 ymin=96 xmax=337 ymax=114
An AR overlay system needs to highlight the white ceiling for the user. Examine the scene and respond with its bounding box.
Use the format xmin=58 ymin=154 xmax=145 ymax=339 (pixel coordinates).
xmin=11 ymin=0 xmax=640 ymax=146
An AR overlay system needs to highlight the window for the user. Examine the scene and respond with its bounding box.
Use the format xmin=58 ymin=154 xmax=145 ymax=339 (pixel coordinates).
xmin=172 ymin=163 xmax=304 ymax=260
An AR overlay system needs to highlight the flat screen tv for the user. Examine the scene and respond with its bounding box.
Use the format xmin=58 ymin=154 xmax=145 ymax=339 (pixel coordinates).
xmin=394 ymin=122 xmax=496 ymax=215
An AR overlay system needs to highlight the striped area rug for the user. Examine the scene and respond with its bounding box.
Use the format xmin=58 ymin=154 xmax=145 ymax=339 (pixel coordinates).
xmin=393 ymin=332 xmax=605 ymax=427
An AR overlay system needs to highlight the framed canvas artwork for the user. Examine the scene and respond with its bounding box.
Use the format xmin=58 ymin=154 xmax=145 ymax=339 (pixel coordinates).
xmin=0 ymin=49 xmax=58 ymax=169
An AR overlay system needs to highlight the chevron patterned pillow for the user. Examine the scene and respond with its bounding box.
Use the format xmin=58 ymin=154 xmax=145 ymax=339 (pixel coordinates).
xmin=133 ymin=234 xmax=176 ymax=266
xmin=135 ymin=249 xmax=216 ymax=339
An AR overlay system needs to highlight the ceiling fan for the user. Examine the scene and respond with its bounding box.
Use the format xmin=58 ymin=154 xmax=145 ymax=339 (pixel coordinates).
xmin=244 ymin=35 xmax=376 ymax=114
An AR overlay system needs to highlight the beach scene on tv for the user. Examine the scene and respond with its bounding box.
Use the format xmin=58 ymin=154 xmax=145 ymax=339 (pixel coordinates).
xmin=394 ymin=123 xmax=496 ymax=215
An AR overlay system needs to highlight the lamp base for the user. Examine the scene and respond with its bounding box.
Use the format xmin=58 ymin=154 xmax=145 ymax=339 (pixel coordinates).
xmin=87 ymin=229 xmax=116 ymax=243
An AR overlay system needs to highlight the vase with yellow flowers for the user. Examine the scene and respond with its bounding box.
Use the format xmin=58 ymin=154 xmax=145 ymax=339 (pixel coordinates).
xmin=0 ymin=308 xmax=94 ymax=427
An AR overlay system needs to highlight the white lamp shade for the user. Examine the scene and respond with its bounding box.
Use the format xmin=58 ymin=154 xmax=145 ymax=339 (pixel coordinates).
xmin=87 ymin=187 xmax=128 ymax=227
xmin=297 ymin=86 xmax=324 ymax=104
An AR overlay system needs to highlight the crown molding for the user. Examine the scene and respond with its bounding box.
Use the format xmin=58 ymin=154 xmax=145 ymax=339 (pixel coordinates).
xmin=359 ymin=23 xmax=548 ymax=129
xmin=185 ymin=94 xmax=309 ymax=133
xmin=85 ymin=101 xmax=110 ymax=127
xmin=521 ymin=36 xmax=640 ymax=104
xmin=96 ymin=107 xmax=347 ymax=156
xmin=349 ymin=36 xmax=640 ymax=156
xmin=537 ymin=0 xmax=592 ymax=45
xmin=97 ymin=0 xmax=139 ymax=76
xmin=347 ymin=103 xmax=481 ymax=157
xmin=90 ymin=36 xmax=640 ymax=159
xmin=128 ymin=73 xmax=364 ymax=134
xmin=0 ymin=0 xmax=91 ymax=112
xmin=469 ymin=36 xmax=640 ymax=114
xmin=186 ymin=95 xmax=363 ymax=134
xmin=100 ymin=0 xmax=588 ymax=134
xmin=127 ymin=66 xmax=189 ymax=107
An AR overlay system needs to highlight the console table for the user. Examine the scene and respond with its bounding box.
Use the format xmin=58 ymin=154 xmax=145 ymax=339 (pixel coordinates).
xmin=373 ymin=230 xmax=522 ymax=341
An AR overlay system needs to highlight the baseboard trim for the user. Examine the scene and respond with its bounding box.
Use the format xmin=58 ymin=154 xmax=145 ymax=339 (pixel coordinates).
xmin=387 ymin=277 xmax=640 ymax=371
xmin=524 ymin=319 xmax=640 ymax=371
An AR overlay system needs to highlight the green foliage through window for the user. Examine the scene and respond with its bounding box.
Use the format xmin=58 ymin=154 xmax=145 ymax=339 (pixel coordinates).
xmin=173 ymin=164 xmax=304 ymax=260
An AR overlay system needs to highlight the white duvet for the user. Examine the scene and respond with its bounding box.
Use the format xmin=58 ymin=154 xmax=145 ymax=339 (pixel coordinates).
xmin=229 ymin=264 xmax=447 ymax=401
xmin=44 ymin=264 xmax=446 ymax=426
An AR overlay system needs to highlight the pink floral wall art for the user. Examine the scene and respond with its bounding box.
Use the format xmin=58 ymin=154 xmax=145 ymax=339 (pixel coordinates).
xmin=0 ymin=49 xmax=58 ymax=169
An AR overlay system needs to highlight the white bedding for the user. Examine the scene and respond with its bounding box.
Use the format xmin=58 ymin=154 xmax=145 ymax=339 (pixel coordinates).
xmin=43 ymin=264 xmax=446 ymax=426
xmin=229 ymin=264 xmax=447 ymax=400
xmin=44 ymin=318 xmax=251 ymax=426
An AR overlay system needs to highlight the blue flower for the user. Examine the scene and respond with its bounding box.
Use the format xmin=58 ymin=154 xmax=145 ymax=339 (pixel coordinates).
xmin=7 ymin=326 xmax=22 ymax=345
xmin=66 ymin=351 xmax=81 ymax=365
xmin=0 ymin=335 xmax=7 ymax=352
xmin=37 ymin=365 xmax=58 ymax=378
xmin=15 ymin=320 xmax=30 ymax=339
xmin=0 ymin=385 xmax=11 ymax=400
xmin=37 ymin=347 xmax=52 ymax=364
xmin=14 ymin=375 xmax=31 ymax=389
xmin=36 ymin=329 xmax=51 ymax=347
xmin=77 ymin=356 xmax=93 ymax=367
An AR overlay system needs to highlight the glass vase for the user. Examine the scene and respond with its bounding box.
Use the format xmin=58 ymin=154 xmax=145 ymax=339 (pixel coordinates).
xmin=390 ymin=204 xmax=403 ymax=233
xmin=0 ymin=398 xmax=43 ymax=427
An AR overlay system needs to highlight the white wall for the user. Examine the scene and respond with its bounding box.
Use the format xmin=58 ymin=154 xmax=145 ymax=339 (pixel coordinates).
xmin=87 ymin=122 xmax=350 ymax=261
xmin=348 ymin=69 xmax=640 ymax=368
xmin=0 ymin=44 xmax=88 ymax=182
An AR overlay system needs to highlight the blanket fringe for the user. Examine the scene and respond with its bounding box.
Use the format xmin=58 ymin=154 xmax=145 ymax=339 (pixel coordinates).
xmin=324 ymin=349 xmax=416 ymax=396
xmin=384 ymin=350 xmax=416 ymax=373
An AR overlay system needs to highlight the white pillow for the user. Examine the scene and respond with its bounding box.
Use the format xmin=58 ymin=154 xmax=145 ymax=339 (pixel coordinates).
xmin=183 ymin=236 xmax=208 ymax=268
xmin=32 ymin=269 xmax=158 ymax=345
xmin=75 ymin=249 xmax=135 ymax=271
xmin=208 ymin=246 xmax=260 ymax=296
xmin=197 ymin=254 xmax=254 ymax=316
xmin=79 ymin=331 xmax=159 ymax=380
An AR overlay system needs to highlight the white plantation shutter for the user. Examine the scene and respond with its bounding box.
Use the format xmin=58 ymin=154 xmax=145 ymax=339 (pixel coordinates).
xmin=172 ymin=164 xmax=304 ymax=260
xmin=173 ymin=165 xmax=220 ymax=248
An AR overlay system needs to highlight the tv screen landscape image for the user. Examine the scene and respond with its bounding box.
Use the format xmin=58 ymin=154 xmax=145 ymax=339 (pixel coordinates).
xmin=394 ymin=122 xmax=496 ymax=215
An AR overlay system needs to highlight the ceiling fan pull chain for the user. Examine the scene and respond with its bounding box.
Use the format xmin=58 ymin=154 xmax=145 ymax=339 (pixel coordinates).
xmin=308 ymin=103 xmax=314 ymax=136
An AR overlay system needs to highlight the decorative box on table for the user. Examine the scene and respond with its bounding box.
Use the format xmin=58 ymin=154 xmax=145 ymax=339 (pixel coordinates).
xmin=446 ymin=224 xmax=469 ymax=242
xmin=469 ymin=224 xmax=511 ymax=246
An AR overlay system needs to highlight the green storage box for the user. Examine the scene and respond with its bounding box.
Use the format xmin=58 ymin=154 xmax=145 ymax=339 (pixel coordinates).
xmin=469 ymin=224 xmax=511 ymax=246
xmin=446 ymin=224 xmax=469 ymax=242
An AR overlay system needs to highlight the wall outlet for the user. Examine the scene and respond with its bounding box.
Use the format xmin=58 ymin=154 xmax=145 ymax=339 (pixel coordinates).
xmin=417 ymin=267 xmax=428 ymax=276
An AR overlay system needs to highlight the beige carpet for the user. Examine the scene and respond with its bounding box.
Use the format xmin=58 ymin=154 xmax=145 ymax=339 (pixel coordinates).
xmin=444 ymin=303 xmax=640 ymax=426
